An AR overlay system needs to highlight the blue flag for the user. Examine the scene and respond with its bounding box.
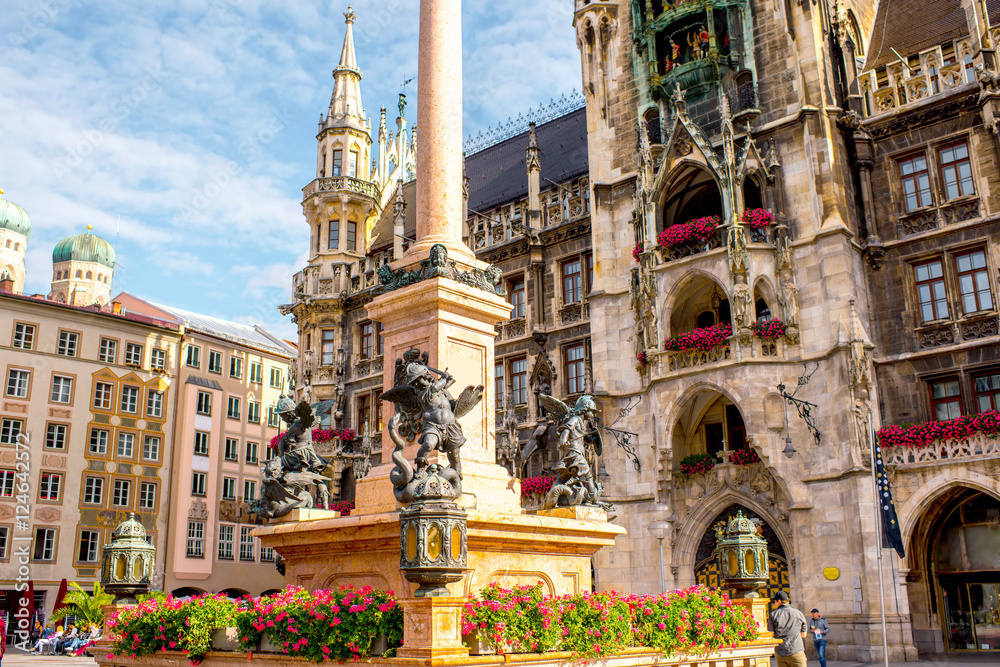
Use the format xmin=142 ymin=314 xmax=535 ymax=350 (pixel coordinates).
xmin=873 ymin=433 xmax=905 ymax=558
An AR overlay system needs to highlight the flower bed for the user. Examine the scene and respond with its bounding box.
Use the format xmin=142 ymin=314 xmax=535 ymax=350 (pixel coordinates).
xmin=750 ymin=318 xmax=785 ymax=340
xmin=462 ymin=583 xmax=757 ymax=658
xmin=521 ymin=476 xmax=555 ymax=498
xmin=876 ymin=410 xmax=1000 ymax=448
xmin=740 ymin=208 xmax=774 ymax=229
xmin=680 ymin=453 xmax=716 ymax=475
xmin=664 ymin=323 xmax=732 ymax=352
xmin=235 ymin=586 xmax=402 ymax=662
xmin=629 ymin=587 xmax=758 ymax=655
xmin=658 ymin=216 xmax=721 ymax=248
xmin=269 ymin=428 xmax=357 ymax=451
xmin=108 ymin=593 xmax=237 ymax=663
xmin=108 ymin=586 xmax=402 ymax=665
xmin=728 ymin=448 xmax=761 ymax=466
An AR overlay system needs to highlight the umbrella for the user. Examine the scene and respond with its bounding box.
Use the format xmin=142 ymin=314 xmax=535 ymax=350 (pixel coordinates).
xmin=52 ymin=578 xmax=69 ymax=616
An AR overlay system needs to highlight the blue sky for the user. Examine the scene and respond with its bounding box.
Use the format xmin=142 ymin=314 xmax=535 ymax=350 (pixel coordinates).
xmin=1 ymin=0 xmax=582 ymax=338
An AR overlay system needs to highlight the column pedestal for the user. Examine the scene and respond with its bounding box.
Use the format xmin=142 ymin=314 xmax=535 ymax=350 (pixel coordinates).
xmin=395 ymin=597 xmax=469 ymax=659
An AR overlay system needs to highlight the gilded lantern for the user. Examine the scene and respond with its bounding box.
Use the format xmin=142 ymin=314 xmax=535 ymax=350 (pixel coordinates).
xmin=714 ymin=510 xmax=769 ymax=598
xmin=101 ymin=513 xmax=155 ymax=603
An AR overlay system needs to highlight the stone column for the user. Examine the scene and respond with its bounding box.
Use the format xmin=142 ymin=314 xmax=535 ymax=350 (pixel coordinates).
xmin=406 ymin=0 xmax=476 ymax=265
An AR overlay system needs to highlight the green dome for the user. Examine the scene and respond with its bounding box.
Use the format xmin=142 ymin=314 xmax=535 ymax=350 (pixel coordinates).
xmin=0 ymin=194 xmax=31 ymax=241
xmin=53 ymin=231 xmax=115 ymax=269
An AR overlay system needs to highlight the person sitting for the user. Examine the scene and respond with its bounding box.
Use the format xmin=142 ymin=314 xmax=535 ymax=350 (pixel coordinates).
xmin=54 ymin=623 xmax=79 ymax=654
xmin=33 ymin=625 xmax=62 ymax=653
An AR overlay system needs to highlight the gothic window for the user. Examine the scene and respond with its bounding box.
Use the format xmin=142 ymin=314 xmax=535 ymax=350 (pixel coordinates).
xmin=914 ymin=259 xmax=949 ymax=322
xmin=899 ymin=153 xmax=932 ymax=211
xmin=347 ymin=220 xmax=357 ymax=251
xmin=755 ymin=298 xmax=771 ymax=322
xmin=954 ymin=250 xmax=993 ymax=314
xmin=644 ymin=108 xmax=661 ymax=144
xmin=348 ymin=150 xmax=359 ymax=178
xmin=328 ymin=220 xmax=339 ymax=249
xmin=929 ymin=378 xmax=962 ymax=421
xmin=321 ymin=329 xmax=336 ymax=365
xmin=332 ymin=150 xmax=343 ymax=176
xmin=938 ymin=142 xmax=974 ymax=201
xmin=564 ymin=343 xmax=586 ymax=395
xmin=508 ymin=276 xmax=525 ymax=318
xmin=494 ymin=360 xmax=505 ymax=410
xmin=562 ymin=259 xmax=582 ymax=305
xmin=511 ymin=357 xmax=528 ymax=405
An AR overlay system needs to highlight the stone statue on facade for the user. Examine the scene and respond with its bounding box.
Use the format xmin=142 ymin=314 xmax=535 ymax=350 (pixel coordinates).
xmin=250 ymin=396 xmax=333 ymax=519
xmin=732 ymin=274 xmax=753 ymax=329
xmin=727 ymin=224 xmax=748 ymax=273
xmin=381 ymin=348 xmax=483 ymax=502
xmin=777 ymin=269 xmax=800 ymax=327
xmin=539 ymin=395 xmax=610 ymax=509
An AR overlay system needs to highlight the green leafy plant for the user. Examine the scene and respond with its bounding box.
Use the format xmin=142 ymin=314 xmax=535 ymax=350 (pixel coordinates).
xmin=107 ymin=593 xmax=237 ymax=664
xmin=556 ymin=591 xmax=632 ymax=658
xmin=234 ymin=585 xmax=403 ymax=663
xmin=50 ymin=582 xmax=114 ymax=627
xmin=629 ymin=585 xmax=759 ymax=656
xmin=461 ymin=583 xmax=560 ymax=653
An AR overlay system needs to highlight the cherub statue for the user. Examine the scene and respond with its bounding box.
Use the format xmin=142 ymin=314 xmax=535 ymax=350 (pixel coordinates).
xmin=539 ymin=394 xmax=609 ymax=509
xmin=251 ymin=396 xmax=333 ymax=517
xmin=381 ymin=349 xmax=484 ymax=502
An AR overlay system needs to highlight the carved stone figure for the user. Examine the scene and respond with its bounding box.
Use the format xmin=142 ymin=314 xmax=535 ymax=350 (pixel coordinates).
xmin=728 ymin=225 xmax=748 ymax=273
xmin=540 ymin=395 xmax=609 ymax=509
xmin=732 ymin=274 xmax=753 ymax=329
xmin=381 ymin=349 xmax=483 ymax=502
xmin=250 ymin=397 xmax=332 ymax=518
xmin=852 ymin=386 xmax=873 ymax=461
xmin=777 ymin=269 xmax=800 ymax=327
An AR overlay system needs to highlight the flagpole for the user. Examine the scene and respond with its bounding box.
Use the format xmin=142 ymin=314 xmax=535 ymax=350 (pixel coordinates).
xmin=868 ymin=422 xmax=890 ymax=667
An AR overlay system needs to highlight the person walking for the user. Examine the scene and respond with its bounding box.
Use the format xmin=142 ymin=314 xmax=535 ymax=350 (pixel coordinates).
xmin=768 ymin=591 xmax=808 ymax=667
xmin=809 ymin=608 xmax=831 ymax=667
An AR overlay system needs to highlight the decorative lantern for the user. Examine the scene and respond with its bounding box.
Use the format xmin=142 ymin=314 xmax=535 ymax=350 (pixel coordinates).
xmin=101 ymin=513 xmax=155 ymax=603
xmin=399 ymin=466 xmax=467 ymax=597
xmin=714 ymin=510 xmax=769 ymax=598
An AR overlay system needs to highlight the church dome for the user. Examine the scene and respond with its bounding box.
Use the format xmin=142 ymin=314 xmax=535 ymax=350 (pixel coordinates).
xmin=0 ymin=192 xmax=31 ymax=241
xmin=53 ymin=230 xmax=115 ymax=269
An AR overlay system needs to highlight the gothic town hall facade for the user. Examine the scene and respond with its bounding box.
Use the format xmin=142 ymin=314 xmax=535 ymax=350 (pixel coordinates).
xmin=281 ymin=1 xmax=1000 ymax=659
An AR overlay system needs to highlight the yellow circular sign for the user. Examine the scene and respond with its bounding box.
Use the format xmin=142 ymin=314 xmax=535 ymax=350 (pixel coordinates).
xmin=823 ymin=567 xmax=840 ymax=581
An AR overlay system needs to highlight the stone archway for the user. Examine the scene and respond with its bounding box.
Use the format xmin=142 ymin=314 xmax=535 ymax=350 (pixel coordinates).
xmin=904 ymin=485 xmax=1000 ymax=653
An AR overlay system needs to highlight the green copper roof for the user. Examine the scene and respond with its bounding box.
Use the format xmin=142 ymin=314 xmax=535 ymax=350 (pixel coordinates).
xmin=0 ymin=194 xmax=31 ymax=241
xmin=52 ymin=231 xmax=115 ymax=269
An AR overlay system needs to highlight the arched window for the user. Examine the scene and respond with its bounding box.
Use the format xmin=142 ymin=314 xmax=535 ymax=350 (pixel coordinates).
xmin=755 ymin=298 xmax=772 ymax=321
xmin=13 ymin=243 xmax=18 ymax=251
xmin=85 ymin=271 xmax=92 ymax=279
xmin=4 ymin=240 xmax=10 ymax=248
xmin=743 ymin=177 xmax=763 ymax=211
xmin=661 ymin=166 xmax=724 ymax=233
xmin=644 ymin=108 xmax=661 ymax=144
xmin=75 ymin=270 xmax=82 ymax=278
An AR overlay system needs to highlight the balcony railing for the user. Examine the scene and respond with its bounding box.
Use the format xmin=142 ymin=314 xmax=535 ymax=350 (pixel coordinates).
xmin=302 ymin=176 xmax=381 ymax=201
xmin=916 ymin=313 xmax=998 ymax=349
xmin=884 ymin=432 xmax=1000 ymax=465
xmin=654 ymin=229 xmax=724 ymax=263
xmin=665 ymin=338 xmax=732 ymax=371
xmin=726 ymin=82 xmax=759 ymax=118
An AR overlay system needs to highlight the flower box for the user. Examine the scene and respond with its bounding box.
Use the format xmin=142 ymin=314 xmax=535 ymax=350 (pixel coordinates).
xmin=877 ymin=409 xmax=1000 ymax=449
xmin=210 ymin=628 xmax=240 ymax=652
xmin=664 ymin=323 xmax=732 ymax=352
xmin=680 ymin=453 xmax=716 ymax=475
xmin=657 ymin=216 xmax=721 ymax=248
xmin=741 ymin=208 xmax=774 ymax=229
xmin=750 ymin=318 xmax=785 ymax=340
xmin=369 ymin=633 xmax=389 ymax=657
xmin=259 ymin=633 xmax=283 ymax=653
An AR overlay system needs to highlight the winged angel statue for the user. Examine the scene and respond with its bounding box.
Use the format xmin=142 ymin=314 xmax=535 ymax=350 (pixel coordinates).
xmin=250 ymin=396 xmax=334 ymax=519
xmin=380 ymin=349 xmax=483 ymax=503
xmin=536 ymin=394 xmax=610 ymax=510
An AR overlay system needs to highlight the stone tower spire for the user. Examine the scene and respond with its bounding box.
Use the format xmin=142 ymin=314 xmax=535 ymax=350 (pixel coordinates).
xmin=282 ymin=7 xmax=381 ymax=413
xmin=325 ymin=5 xmax=366 ymax=133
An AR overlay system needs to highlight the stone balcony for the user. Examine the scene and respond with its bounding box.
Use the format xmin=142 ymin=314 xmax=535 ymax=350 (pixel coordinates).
xmin=916 ymin=312 xmax=999 ymax=350
xmin=302 ymin=175 xmax=381 ymax=202
xmin=884 ymin=432 xmax=1000 ymax=466
xmin=655 ymin=335 xmax=787 ymax=375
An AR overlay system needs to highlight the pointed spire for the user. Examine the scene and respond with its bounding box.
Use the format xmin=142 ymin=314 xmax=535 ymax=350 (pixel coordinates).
xmin=325 ymin=5 xmax=366 ymax=132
